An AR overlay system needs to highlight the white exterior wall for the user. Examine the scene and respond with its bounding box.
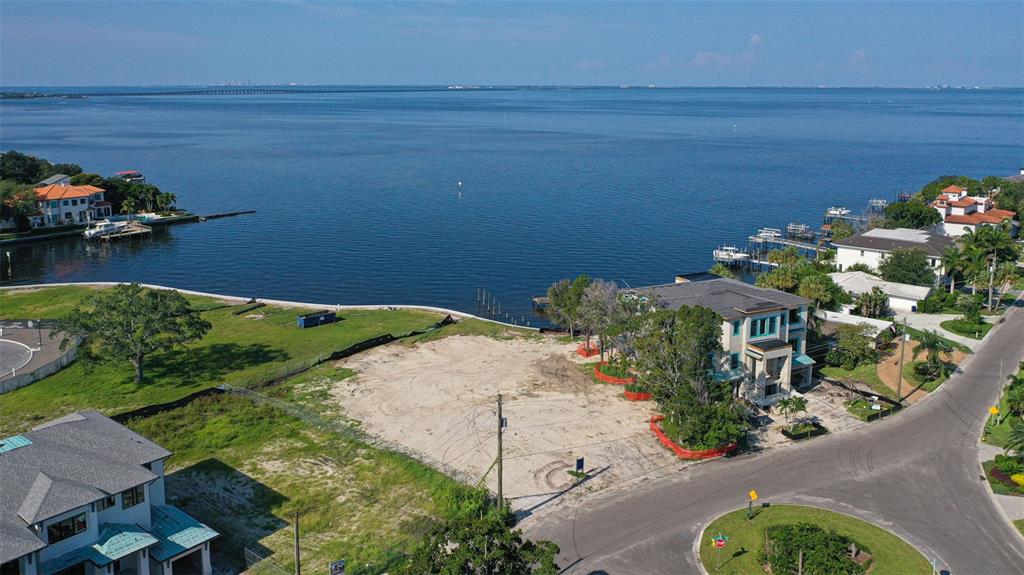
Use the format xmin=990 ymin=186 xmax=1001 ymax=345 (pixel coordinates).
xmin=37 ymin=506 xmax=100 ymax=564
xmin=889 ymin=295 xmax=920 ymax=313
xmin=942 ymin=221 xmax=977 ymax=237
xmin=148 ymin=460 xmax=167 ymax=506
xmin=835 ymin=246 xmax=885 ymax=273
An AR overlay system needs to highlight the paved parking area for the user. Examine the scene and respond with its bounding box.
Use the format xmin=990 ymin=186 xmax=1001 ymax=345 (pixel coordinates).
xmin=0 ymin=327 xmax=65 ymax=382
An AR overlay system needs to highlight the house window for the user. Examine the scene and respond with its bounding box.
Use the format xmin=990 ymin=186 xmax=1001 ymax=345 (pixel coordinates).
xmin=729 ymin=352 xmax=740 ymax=370
xmin=789 ymin=308 xmax=800 ymax=323
xmin=122 ymin=485 xmax=145 ymax=509
xmin=96 ymin=495 xmax=116 ymax=511
xmin=63 ymin=200 xmax=70 ymax=206
xmin=750 ymin=317 xmax=777 ymax=338
xmin=50 ymin=201 xmax=58 ymax=208
xmin=732 ymin=320 xmax=741 ymax=336
xmin=780 ymin=313 xmax=786 ymax=326
xmin=46 ymin=512 xmax=87 ymax=543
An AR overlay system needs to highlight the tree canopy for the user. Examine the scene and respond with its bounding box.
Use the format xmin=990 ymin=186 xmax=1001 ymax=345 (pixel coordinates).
xmin=401 ymin=504 xmax=559 ymax=575
xmin=877 ymin=248 xmax=935 ymax=287
xmin=0 ymin=180 xmax=39 ymax=231
xmin=0 ymin=150 xmax=82 ymax=184
xmin=916 ymin=175 xmax=983 ymax=203
xmin=546 ymin=274 xmax=590 ymax=338
xmin=58 ymin=283 xmax=211 ymax=383
xmin=882 ymin=201 xmax=942 ymax=230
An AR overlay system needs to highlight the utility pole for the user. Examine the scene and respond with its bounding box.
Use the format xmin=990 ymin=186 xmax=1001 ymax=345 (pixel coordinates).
xmin=293 ymin=511 xmax=301 ymax=575
xmin=895 ymin=320 xmax=907 ymax=405
xmin=497 ymin=393 xmax=504 ymax=510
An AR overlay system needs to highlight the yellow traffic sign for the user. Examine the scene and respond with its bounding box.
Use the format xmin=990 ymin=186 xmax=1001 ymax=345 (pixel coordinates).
xmin=748 ymin=490 xmax=758 ymax=501
xmin=990 ymin=406 xmax=1000 ymax=415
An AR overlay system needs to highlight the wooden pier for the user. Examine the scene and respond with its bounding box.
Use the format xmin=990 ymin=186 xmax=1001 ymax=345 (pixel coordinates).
xmin=102 ymin=221 xmax=152 ymax=241
xmin=747 ymin=235 xmax=821 ymax=252
xmin=199 ymin=210 xmax=255 ymax=221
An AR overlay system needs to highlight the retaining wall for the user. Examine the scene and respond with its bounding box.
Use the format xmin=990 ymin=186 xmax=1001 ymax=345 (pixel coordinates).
xmin=0 ymin=346 xmax=77 ymax=394
xmin=649 ymin=415 xmax=738 ymax=460
xmin=593 ymin=361 xmax=637 ymax=384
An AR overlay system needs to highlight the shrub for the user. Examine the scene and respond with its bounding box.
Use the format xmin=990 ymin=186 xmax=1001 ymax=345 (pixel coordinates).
xmin=916 ymin=291 xmax=958 ymax=313
xmin=995 ymin=454 xmax=1024 ymax=475
xmin=759 ymin=523 xmax=868 ymax=575
xmin=624 ymin=383 xmax=648 ymax=393
xmin=598 ymin=362 xmax=631 ymax=379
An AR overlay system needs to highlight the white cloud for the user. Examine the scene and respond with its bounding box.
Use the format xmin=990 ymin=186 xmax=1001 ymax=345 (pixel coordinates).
xmin=575 ymin=59 xmax=606 ymax=71
xmin=749 ymin=33 xmax=763 ymax=47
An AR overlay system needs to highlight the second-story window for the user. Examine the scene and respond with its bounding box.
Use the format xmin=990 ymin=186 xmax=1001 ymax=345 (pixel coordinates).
xmin=789 ymin=308 xmax=800 ymax=324
xmin=732 ymin=320 xmax=741 ymax=336
xmin=780 ymin=313 xmax=786 ymax=326
xmin=122 ymin=485 xmax=145 ymax=509
xmin=96 ymin=495 xmax=116 ymax=511
xmin=46 ymin=512 xmax=87 ymax=543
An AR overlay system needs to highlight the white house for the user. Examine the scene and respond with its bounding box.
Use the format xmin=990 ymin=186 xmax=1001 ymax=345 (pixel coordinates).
xmin=833 ymin=228 xmax=954 ymax=277
xmin=0 ymin=412 xmax=217 ymax=575
xmin=29 ymin=184 xmax=113 ymax=228
xmin=829 ymin=271 xmax=932 ymax=313
xmin=636 ymin=276 xmax=812 ymax=406
xmin=930 ymin=185 xmax=1017 ymax=238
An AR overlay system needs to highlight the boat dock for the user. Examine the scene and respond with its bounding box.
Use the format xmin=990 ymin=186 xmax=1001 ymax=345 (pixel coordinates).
xmin=102 ymin=221 xmax=152 ymax=241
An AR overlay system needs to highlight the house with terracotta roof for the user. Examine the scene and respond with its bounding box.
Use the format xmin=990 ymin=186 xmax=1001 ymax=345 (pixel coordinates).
xmin=0 ymin=411 xmax=217 ymax=575
xmin=931 ymin=184 xmax=1018 ymax=237
xmin=30 ymin=184 xmax=113 ymax=228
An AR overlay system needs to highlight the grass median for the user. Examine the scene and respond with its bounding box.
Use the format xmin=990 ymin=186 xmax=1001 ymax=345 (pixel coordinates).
xmin=699 ymin=504 xmax=930 ymax=575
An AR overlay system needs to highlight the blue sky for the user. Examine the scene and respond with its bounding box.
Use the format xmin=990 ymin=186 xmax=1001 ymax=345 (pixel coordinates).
xmin=2 ymin=1 xmax=1021 ymax=87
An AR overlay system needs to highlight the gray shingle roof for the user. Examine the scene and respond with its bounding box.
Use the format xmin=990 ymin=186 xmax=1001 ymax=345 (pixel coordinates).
xmin=0 ymin=411 xmax=171 ymax=563
xmin=832 ymin=228 xmax=954 ymax=258
xmin=635 ymin=277 xmax=807 ymax=321
xmin=33 ymin=174 xmax=70 ymax=187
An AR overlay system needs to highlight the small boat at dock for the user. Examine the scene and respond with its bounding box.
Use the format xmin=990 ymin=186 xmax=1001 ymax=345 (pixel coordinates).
xmin=713 ymin=246 xmax=750 ymax=262
xmin=83 ymin=220 xmax=130 ymax=239
xmin=826 ymin=206 xmax=851 ymax=216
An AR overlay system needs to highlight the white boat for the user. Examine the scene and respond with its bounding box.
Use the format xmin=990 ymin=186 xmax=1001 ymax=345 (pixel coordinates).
xmin=756 ymin=227 xmax=782 ymax=238
xmin=826 ymin=206 xmax=851 ymax=216
xmin=84 ymin=220 xmax=129 ymax=239
xmin=713 ymin=246 xmax=750 ymax=262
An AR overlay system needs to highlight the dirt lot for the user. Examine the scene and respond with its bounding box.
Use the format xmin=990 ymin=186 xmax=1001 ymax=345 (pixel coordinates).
xmin=328 ymin=335 xmax=681 ymax=510
xmin=877 ymin=340 xmax=968 ymax=403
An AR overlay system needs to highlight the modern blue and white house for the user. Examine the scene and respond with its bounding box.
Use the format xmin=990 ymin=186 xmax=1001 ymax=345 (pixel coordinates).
xmin=636 ymin=275 xmax=813 ymax=406
xmin=0 ymin=412 xmax=217 ymax=575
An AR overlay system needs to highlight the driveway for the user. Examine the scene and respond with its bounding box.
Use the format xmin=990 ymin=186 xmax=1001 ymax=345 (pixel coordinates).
xmin=523 ymin=303 xmax=1024 ymax=574
xmin=893 ymin=311 xmax=987 ymax=351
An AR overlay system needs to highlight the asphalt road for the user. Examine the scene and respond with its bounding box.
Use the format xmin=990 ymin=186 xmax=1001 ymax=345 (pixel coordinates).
xmin=524 ymin=304 xmax=1024 ymax=574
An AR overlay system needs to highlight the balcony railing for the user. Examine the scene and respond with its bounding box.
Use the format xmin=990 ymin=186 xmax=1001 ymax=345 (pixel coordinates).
xmin=710 ymin=366 xmax=747 ymax=382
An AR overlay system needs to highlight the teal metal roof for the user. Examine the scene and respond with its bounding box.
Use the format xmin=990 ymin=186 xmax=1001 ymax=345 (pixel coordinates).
xmin=149 ymin=505 xmax=218 ymax=562
xmin=0 ymin=435 xmax=31 ymax=454
xmin=794 ymin=353 xmax=816 ymax=367
xmin=40 ymin=524 xmax=157 ymax=574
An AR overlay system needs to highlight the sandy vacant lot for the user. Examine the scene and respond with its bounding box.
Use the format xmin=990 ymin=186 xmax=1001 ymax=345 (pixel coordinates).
xmin=329 ymin=335 xmax=681 ymax=510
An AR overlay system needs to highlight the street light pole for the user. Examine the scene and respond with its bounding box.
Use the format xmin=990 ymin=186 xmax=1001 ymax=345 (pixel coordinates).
xmin=895 ymin=320 xmax=907 ymax=405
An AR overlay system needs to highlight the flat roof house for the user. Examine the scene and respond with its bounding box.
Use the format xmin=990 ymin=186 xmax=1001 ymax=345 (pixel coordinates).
xmin=0 ymin=412 xmax=217 ymax=575
xmin=829 ymin=271 xmax=932 ymax=313
xmin=832 ymin=228 xmax=954 ymax=277
xmin=634 ymin=276 xmax=812 ymax=407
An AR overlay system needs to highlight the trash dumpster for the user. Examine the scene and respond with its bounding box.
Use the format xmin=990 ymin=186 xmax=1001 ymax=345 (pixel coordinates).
xmin=296 ymin=310 xmax=336 ymax=328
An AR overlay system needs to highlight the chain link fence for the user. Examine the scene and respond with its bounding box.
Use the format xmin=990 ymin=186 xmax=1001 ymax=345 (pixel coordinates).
xmin=244 ymin=548 xmax=290 ymax=575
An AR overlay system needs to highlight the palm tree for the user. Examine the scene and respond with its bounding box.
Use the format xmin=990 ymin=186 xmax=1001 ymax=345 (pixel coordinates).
xmin=964 ymin=225 xmax=1017 ymax=310
xmin=961 ymin=245 xmax=987 ymax=296
xmin=942 ymin=247 xmax=966 ymax=294
xmin=120 ymin=197 xmax=138 ymax=216
xmin=1004 ymin=385 xmax=1024 ymax=422
xmin=911 ymin=330 xmax=953 ymax=380
xmin=776 ymin=397 xmax=794 ymax=425
xmin=1006 ymin=421 xmax=1024 ymax=456
xmin=788 ymin=396 xmax=808 ymax=428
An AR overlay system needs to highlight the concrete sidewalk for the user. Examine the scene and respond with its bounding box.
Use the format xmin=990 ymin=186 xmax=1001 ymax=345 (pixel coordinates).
xmin=894 ymin=311 xmax=987 ymax=351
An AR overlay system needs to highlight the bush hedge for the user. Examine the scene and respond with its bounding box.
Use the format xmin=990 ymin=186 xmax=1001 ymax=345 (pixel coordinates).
xmin=759 ymin=523 xmax=869 ymax=575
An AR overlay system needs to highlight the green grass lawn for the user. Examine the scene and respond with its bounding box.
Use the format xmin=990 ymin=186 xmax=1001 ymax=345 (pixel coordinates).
xmin=983 ymin=366 xmax=1024 ymax=449
xmin=0 ymin=286 xmax=444 ymax=434
xmin=902 ymin=361 xmax=949 ymax=393
xmin=401 ymin=317 xmax=539 ymax=346
xmin=1015 ymin=519 xmax=1024 ymax=538
xmin=846 ymin=398 xmax=896 ymax=422
xmin=982 ymin=460 xmax=1024 ymax=497
xmin=821 ymin=363 xmax=892 ymax=399
xmin=699 ymin=505 xmax=931 ymax=575
xmin=939 ymin=318 xmax=992 ymax=340
xmin=127 ymin=392 xmax=478 ymax=575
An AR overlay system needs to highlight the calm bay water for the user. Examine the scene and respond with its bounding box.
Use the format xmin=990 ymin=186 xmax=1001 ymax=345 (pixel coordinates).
xmin=2 ymin=87 xmax=1022 ymax=321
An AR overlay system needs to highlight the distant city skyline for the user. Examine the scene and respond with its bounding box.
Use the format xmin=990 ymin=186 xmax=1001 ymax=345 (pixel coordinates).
xmin=1 ymin=1 xmax=1022 ymax=88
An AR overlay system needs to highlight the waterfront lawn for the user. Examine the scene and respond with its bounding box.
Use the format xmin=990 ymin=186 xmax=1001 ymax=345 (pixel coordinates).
xmin=401 ymin=317 xmax=539 ymax=346
xmin=0 ymin=285 xmax=99 ymax=318
xmin=127 ymin=393 xmax=477 ymax=575
xmin=698 ymin=505 xmax=930 ymax=575
xmin=939 ymin=319 xmax=992 ymax=340
xmin=821 ymin=364 xmax=892 ymax=399
xmin=0 ymin=286 xmax=443 ymax=434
